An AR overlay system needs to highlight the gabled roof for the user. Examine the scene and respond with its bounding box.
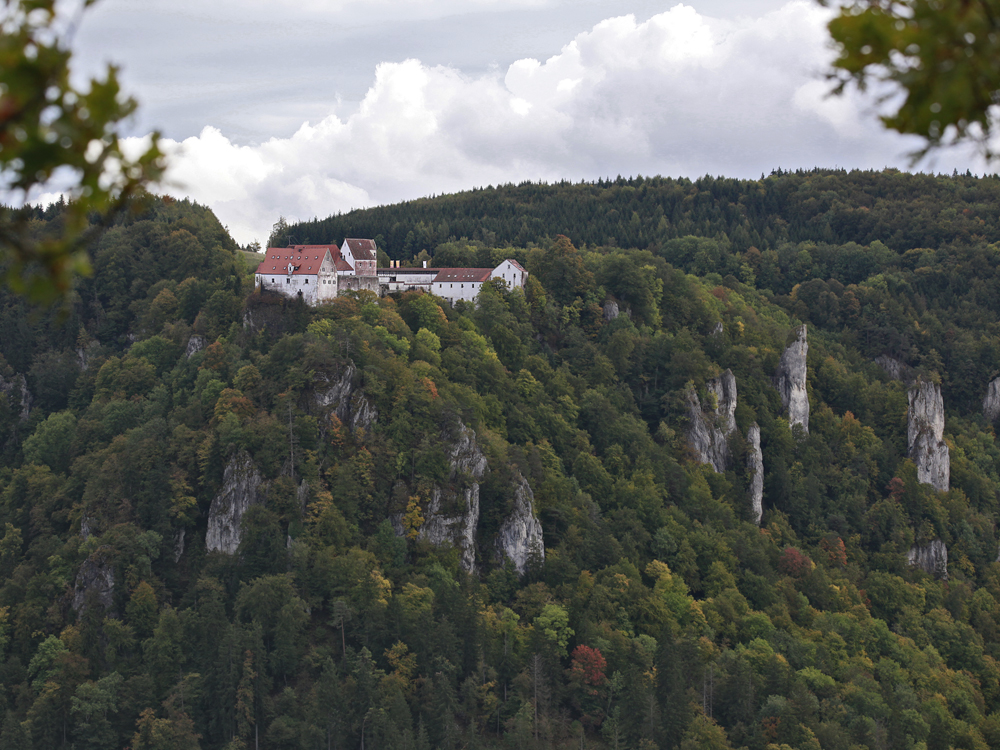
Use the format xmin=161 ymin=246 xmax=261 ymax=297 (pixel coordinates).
xmin=343 ymin=238 xmax=377 ymax=262
xmin=256 ymin=246 xmax=336 ymax=276
xmin=433 ymin=268 xmax=493 ymax=283
xmin=335 ymin=258 xmax=353 ymax=272
xmin=501 ymin=259 xmax=527 ymax=274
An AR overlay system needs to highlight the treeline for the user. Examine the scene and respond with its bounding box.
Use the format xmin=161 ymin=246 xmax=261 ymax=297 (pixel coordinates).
xmin=1 ymin=191 xmax=1000 ymax=749
xmin=285 ymin=169 xmax=1000 ymax=258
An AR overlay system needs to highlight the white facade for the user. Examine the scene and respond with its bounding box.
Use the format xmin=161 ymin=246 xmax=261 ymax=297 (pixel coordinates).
xmin=431 ymin=269 xmax=492 ymax=305
xmin=491 ymin=259 xmax=528 ymax=289
xmin=255 ymin=246 xmax=338 ymax=306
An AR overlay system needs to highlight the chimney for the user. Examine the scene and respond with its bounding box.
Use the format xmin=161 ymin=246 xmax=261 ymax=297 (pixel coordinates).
xmin=422 ymin=260 xmax=427 ymax=268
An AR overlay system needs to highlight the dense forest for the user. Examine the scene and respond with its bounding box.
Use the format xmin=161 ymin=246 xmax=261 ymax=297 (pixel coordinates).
xmin=3 ymin=170 xmax=1000 ymax=750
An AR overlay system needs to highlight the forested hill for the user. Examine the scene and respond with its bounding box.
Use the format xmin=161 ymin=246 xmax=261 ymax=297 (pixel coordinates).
xmin=285 ymin=169 xmax=1000 ymax=257
xmin=6 ymin=187 xmax=1000 ymax=750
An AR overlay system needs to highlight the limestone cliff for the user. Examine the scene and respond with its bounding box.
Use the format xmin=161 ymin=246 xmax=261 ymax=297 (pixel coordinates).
xmin=495 ymin=473 xmax=545 ymax=575
xmin=71 ymin=557 xmax=115 ymax=614
xmin=0 ymin=373 xmax=32 ymax=422
xmin=747 ymin=423 xmax=763 ymax=525
xmin=206 ymin=451 xmax=266 ymax=554
xmin=908 ymin=381 xmax=950 ymax=492
xmin=314 ymin=364 xmax=378 ymax=432
xmin=875 ymin=355 xmax=912 ymax=383
xmin=685 ymin=370 xmax=737 ymax=473
xmin=401 ymin=421 xmax=488 ymax=573
xmin=185 ymin=334 xmax=207 ymax=359
xmin=908 ymin=539 xmax=948 ymax=579
xmin=774 ymin=325 xmax=809 ymax=433
xmin=984 ymin=377 xmax=1000 ymax=422
xmin=603 ymin=300 xmax=619 ymax=321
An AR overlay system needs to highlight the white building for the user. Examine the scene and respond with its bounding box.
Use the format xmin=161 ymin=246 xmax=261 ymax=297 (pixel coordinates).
xmin=342 ymin=238 xmax=378 ymax=276
xmin=254 ymin=245 xmax=339 ymax=305
xmin=431 ymin=268 xmax=494 ymax=305
xmin=491 ymin=259 xmax=528 ymax=289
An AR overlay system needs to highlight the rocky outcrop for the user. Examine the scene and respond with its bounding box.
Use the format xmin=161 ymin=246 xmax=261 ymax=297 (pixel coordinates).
xmin=603 ymin=300 xmax=620 ymax=321
xmin=392 ymin=421 xmax=488 ymax=573
xmin=495 ymin=473 xmax=545 ymax=575
xmin=173 ymin=529 xmax=186 ymax=563
xmin=71 ymin=558 xmax=115 ymax=614
xmin=709 ymin=370 xmax=737 ymax=436
xmin=774 ymin=324 xmax=809 ymax=434
xmin=686 ymin=370 xmax=737 ymax=473
xmin=984 ymin=377 xmax=1000 ymax=422
xmin=747 ymin=423 xmax=763 ymax=525
xmin=908 ymin=539 xmax=948 ymax=579
xmin=185 ymin=335 xmax=207 ymax=359
xmin=0 ymin=373 xmax=32 ymax=422
xmin=206 ymin=451 xmax=266 ymax=554
xmin=908 ymin=381 xmax=949 ymax=492
xmin=314 ymin=365 xmax=378 ymax=432
xmin=712 ymin=322 xmax=724 ymax=336
xmin=875 ymin=355 xmax=912 ymax=383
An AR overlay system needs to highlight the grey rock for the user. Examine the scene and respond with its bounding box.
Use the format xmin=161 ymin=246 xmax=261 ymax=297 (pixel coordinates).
xmin=71 ymin=558 xmax=115 ymax=614
xmin=603 ymin=300 xmax=619 ymax=321
xmin=984 ymin=377 xmax=1000 ymax=422
xmin=185 ymin=335 xmax=207 ymax=358
xmin=775 ymin=324 xmax=809 ymax=433
xmin=875 ymin=355 xmax=912 ymax=383
xmin=908 ymin=539 xmax=948 ymax=579
xmin=908 ymin=381 xmax=950 ymax=492
xmin=0 ymin=373 xmax=32 ymax=422
xmin=173 ymin=529 xmax=185 ymax=563
xmin=396 ymin=420 xmax=488 ymax=573
xmin=709 ymin=369 xmax=738 ymax=437
xmin=206 ymin=450 xmax=266 ymax=554
xmin=314 ymin=365 xmax=378 ymax=432
xmin=747 ymin=423 xmax=764 ymax=525
xmin=685 ymin=370 xmax=737 ymax=473
xmin=495 ymin=473 xmax=545 ymax=575
xmin=712 ymin=322 xmax=724 ymax=336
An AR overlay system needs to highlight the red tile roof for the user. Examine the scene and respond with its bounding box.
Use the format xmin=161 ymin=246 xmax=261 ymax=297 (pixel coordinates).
xmin=335 ymin=258 xmax=353 ymax=272
xmin=343 ymin=238 xmax=377 ymax=262
xmin=432 ymin=268 xmax=493 ymax=283
xmin=504 ymin=259 xmax=527 ymax=274
xmin=256 ymin=246 xmax=336 ymax=276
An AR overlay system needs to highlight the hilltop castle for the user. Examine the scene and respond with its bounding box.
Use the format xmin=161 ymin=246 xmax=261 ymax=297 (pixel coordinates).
xmin=255 ymin=238 xmax=526 ymax=305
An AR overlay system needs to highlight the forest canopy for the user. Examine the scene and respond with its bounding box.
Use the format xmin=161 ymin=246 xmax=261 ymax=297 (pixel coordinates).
xmin=2 ymin=171 xmax=1000 ymax=749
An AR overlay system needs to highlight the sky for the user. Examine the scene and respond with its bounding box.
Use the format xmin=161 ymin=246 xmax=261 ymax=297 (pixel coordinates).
xmin=65 ymin=0 xmax=988 ymax=246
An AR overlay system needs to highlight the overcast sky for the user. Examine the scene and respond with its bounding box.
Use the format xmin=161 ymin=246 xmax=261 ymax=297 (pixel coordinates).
xmin=68 ymin=0 xmax=987 ymax=245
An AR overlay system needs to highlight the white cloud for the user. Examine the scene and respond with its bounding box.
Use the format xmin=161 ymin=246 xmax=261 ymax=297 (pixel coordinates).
xmin=145 ymin=1 xmax=984 ymax=245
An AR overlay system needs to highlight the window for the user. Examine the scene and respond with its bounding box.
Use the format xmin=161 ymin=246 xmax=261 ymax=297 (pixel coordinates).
xmin=271 ymin=278 xmax=275 ymax=283
xmin=286 ymin=278 xmax=290 ymax=284
xmin=305 ymin=278 xmax=309 ymax=284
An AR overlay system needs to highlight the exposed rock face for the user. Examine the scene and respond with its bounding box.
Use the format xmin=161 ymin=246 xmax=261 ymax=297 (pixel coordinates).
xmin=314 ymin=365 xmax=378 ymax=432
xmin=712 ymin=322 xmax=724 ymax=336
xmin=908 ymin=381 xmax=950 ymax=492
xmin=392 ymin=421 xmax=488 ymax=573
xmin=709 ymin=370 xmax=737 ymax=436
xmin=419 ymin=422 xmax=488 ymax=572
xmin=206 ymin=451 xmax=266 ymax=554
xmin=185 ymin=335 xmax=207 ymax=358
xmin=984 ymin=377 xmax=1000 ymax=422
xmin=174 ymin=529 xmax=186 ymax=563
xmin=0 ymin=373 xmax=32 ymax=422
xmin=875 ymin=355 xmax=912 ymax=383
xmin=685 ymin=370 xmax=737 ymax=473
xmin=774 ymin=324 xmax=809 ymax=433
xmin=908 ymin=539 xmax=948 ymax=579
xmin=603 ymin=300 xmax=619 ymax=321
xmin=495 ymin=473 xmax=545 ymax=575
xmin=747 ymin=423 xmax=764 ymax=525
xmin=71 ymin=558 xmax=115 ymax=614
